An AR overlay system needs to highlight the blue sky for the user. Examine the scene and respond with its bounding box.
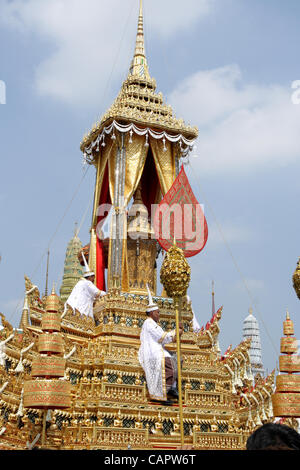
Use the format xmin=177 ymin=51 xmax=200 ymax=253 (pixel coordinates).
xmin=1 ymin=0 xmax=300 ymax=373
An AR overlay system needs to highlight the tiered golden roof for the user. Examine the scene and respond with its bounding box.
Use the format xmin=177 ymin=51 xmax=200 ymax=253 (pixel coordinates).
xmin=80 ymin=0 xmax=198 ymax=154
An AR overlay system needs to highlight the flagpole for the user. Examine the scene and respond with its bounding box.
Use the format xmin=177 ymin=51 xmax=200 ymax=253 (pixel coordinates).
xmin=160 ymin=241 xmax=191 ymax=450
xmin=174 ymin=297 xmax=184 ymax=447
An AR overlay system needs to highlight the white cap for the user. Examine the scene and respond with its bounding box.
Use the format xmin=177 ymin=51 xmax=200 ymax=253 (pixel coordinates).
xmin=82 ymin=251 xmax=95 ymax=278
xmin=146 ymin=283 xmax=159 ymax=314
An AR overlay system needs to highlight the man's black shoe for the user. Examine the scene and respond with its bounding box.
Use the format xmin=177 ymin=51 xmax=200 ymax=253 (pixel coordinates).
xmin=167 ymin=388 xmax=179 ymax=399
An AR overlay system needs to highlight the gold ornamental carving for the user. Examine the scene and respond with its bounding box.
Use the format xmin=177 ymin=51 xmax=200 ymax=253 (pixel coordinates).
xmin=276 ymin=375 xmax=300 ymax=393
xmin=38 ymin=333 xmax=64 ymax=354
xmin=41 ymin=313 xmax=61 ymax=332
xmin=279 ymin=355 xmax=300 ymax=373
xmin=32 ymin=356 xmax=66 ymax=378
xmin=23 ymin=379 xmax=71 ymax=409
xmin=280 ymin=337 xmax=298 ymax=354
xmin=45 ymin=288 xmax=61 ymax=312
xmin=272 ymin=393 xmax=300 ymax=417
xmin=160 ymin=244 xmax=191 ymax=298
xmin=283 ymin=315 xmax=295 ymax=335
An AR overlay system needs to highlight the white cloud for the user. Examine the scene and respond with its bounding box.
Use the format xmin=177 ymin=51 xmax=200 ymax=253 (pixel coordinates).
xmin=0 ymin=0 xmax=213 ymax=108
xmin=169 ymin=65 xmax=300 ymax=175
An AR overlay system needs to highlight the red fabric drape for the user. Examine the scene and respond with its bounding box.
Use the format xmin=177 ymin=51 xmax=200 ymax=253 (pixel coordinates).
xmin=140 ymin=148 xmax=160 ymax=215
xmin=96 ymin=163 xmax=111 ymax=291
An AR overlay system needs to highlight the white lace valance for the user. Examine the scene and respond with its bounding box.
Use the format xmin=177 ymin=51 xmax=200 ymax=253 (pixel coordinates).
xmin=83 ymin=120 xmax=196 ymax=164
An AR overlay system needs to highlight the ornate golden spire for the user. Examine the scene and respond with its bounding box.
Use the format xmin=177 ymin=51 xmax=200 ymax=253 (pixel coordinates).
xmin=129 ymin=0 xmax=149 ymax=79
xmin=80 ymin=0 xmax=198 ymax=154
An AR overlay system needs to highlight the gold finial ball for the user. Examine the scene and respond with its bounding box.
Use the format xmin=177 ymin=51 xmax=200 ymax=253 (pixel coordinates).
xmin=293 ymin=258 xmax=300 ymax=301
xmin=160 ymin=244 xmax=191 ymax=298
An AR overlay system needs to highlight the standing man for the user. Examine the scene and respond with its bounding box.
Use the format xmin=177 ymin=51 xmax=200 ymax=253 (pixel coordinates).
xmin=66 ymin=252 xmax=106 ymax=318
xmin=138 ymin=285 xmax=183 ymax=404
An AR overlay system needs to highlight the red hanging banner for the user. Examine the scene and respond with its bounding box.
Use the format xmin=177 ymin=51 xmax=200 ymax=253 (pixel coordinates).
xmin=153 ymin=166 xmax=208 ymax=258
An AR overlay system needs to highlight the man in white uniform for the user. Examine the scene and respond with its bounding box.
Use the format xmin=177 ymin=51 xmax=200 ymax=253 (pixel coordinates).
xmin=66 ymin=252 xmax=106 ymax=318
xmin=138 ymin=286 xmax=183 ymax=404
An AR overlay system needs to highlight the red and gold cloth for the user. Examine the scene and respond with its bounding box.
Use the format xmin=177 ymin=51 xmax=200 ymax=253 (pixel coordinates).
xmin=153 ymin=166 xmax=208 ymax=257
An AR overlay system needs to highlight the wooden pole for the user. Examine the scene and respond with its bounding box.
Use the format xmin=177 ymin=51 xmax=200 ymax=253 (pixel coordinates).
xmin=174 ymin=297 xmax=184 ymax=447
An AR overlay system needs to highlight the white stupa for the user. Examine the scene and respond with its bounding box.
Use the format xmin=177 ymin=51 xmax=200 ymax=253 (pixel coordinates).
xmin=243 ymin=308 xmax=265 ymax=377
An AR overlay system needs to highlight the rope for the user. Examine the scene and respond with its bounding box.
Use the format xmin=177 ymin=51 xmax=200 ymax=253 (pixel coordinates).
xmin=186 ymin=159 xmax=279 ymax=357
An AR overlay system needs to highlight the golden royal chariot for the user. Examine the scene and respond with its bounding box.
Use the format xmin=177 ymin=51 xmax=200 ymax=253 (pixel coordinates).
xmin=0 ymin=0 xmax=300 ymax=451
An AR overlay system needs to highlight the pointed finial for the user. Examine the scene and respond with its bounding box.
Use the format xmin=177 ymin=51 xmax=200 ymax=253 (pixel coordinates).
xmin=74 ymin=222 xmax=79 ymax=237
xmin=249 ymin=307 xmax=253 ymax=315
xmin=129 ymin=0 xmax=149 ymax=78
xmin=286 ymin=310 xmax=290 ymax=320
xmin=51 ymin=282 xmax=56 ymax=295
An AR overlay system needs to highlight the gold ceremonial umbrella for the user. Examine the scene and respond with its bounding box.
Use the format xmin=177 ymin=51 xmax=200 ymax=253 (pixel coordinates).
xmin=160 ymin=241 xmax=191 ymax=447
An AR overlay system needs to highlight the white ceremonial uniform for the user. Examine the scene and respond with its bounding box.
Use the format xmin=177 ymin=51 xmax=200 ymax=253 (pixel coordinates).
xmin=192 ymin=311 xmax=201 ymax=333
xmin=66 ymin=278 xmax=105 ymax=318
xmin=138 ymin=317 xmax=175 ymax=401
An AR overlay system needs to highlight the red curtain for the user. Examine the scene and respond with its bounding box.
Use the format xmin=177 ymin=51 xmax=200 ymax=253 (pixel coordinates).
xmin=96 ymin=163 xmax=111 ymax=291
xmin=140 ymin=148 xmax=161 ymax=215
